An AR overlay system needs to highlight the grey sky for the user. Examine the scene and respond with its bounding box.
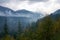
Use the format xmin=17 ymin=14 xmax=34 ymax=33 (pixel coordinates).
xmin=29 ymin=0 xmax=48 ymax=2
xmin=0 ymin=0 xmax=49 ymax=3
xmin=0 ymin=0 xmax=60 ymax=14
xmin=57 ymin=0 xmax=60 ymax=3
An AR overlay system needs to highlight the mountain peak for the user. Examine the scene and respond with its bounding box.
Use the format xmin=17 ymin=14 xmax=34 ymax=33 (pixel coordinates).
xmin=0 ymin=6 xmax=14 ymax=12
xmin=54 ymin=9 xmax=60 ymax=14
xmin=15 ymin=9 xmax=33 ymax=14
xmin=56 ymin=9 xmax=60 ymax=11
xmin=16 ymin=9 xmax=30 ymax=12
xmin=19 ymin=9 xmax=28 ymax=11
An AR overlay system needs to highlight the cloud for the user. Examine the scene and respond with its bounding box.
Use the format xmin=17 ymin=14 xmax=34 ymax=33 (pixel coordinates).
xmin=56 ymin=0 xmax=60 ymax=3
xmin=0 ymin=0 xmax=49 ymax=3
xmin=29 ymin=0 xmax=49 ymax=3
xmin=28 ymin=0 xmax=49 ymax=4
xmin=18 ymin=0 xmax=48 ymax=1
xmin=0 ymin=0 xmax=8 ymax=3
xmin=0 ymin=0 xmax=60 ymax=15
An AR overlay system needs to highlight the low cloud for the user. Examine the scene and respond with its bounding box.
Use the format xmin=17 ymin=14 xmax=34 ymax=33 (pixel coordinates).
xmin=0 ymin=0 xmax=60 ymax=14
xmin=0 ymin=0 xmax=8 ymax=3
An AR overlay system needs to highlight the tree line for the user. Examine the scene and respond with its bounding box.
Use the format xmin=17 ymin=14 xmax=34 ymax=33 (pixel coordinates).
xmin=0 ymin=16 xmax=60 ymax=40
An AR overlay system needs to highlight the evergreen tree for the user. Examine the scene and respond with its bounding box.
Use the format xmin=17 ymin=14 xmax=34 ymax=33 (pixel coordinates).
xmin=4 ymin=18 xmax=9 ymax=36
xmin=52 ymin=18 xmax=60 ymax=40
xmin=18 ymin=22 xmax=22 ymax=34
xmin=36 ymin=16 xmax=53 ymax=40
xmin=3 ymin=18 xmax=11 ymax=40
xmin=16 ymin=21 xmax=22 ymax=40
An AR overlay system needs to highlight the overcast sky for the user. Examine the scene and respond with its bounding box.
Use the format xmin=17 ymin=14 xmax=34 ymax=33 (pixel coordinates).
xmin=0 ymin=0 xmax=60 ymax=14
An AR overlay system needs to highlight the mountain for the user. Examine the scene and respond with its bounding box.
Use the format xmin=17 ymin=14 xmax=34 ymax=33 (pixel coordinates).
xmin=0 ymin=6 xmax=44 ymax=32
xmin=50 ymin=9 xmax=60 ymax=20
xmin=37 ymin=9 xmax=60 ymax=24
xmin=0 ymin=6 xmax=15 ymax=16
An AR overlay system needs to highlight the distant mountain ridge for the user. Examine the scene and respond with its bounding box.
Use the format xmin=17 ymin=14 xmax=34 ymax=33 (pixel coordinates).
xmin=0 ymin=6 xmax=43 ymax=17
xmin=0 ymin=6 xmax=44 ymax=32
xmin=0 ymin=6 xmax=60 ymax=33
xmin=37 ymin=9 xmax=60 ymax=24
xmin=50 ymin=9 xmax=60 ymax=20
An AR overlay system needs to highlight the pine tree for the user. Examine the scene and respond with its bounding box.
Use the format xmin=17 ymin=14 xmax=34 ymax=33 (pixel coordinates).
xmin=3 ymin=18 xmax=11 ymax=40
xmin=36 ymin=16 xmax=53 ymax=40
xmin=52 ymin=18 xmax=60 ymax=40
xmin=4 ymin=18 xmax=9 ymax=36
xmin=18 ymin=22 xmax=22 ymax=34
xmin=10 ymin=36 xmax=15 ymax=40
xmin=16 ymin=21 xmax=22 ymax=40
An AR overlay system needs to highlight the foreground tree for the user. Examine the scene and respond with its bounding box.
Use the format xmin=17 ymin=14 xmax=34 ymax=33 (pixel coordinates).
xmin=4 ymin=19 xmax=9 ymax=35
xmin=52 ymin=18 xmax=60 ymax=40
xmin=16 ymin=21 xmax=22 ymax=40
xmin=36 ymin=16 xmax=54 ymax=40
xmin=3 ymin=19 xmax=10 ymax=40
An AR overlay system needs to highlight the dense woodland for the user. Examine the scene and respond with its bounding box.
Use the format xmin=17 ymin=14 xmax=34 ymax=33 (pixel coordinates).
xmin=0 ymin=15 xmax=60 ymax=40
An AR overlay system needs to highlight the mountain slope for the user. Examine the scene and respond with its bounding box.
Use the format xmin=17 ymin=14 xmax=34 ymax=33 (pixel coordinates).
xmin=0 ymin=6 xmax=44 ymax=32
xmin=50 ymin=9 xmax=60 ymax=20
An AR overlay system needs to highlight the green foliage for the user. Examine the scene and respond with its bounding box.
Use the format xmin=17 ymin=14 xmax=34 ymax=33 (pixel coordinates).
xmin=52 ymin=18 xmax=60 ymax=40
xmin=0 ymin=16 xmax=60 ymax=40
xmin=2 ymin=35 xmax=11 ymax=40
xmin=4 ymin=19 xmax=9 ymax=35
xmin=16 ymin=21 xmax=22 ymax=40
xmin=36 ymin=16 xmax=60 ymax=40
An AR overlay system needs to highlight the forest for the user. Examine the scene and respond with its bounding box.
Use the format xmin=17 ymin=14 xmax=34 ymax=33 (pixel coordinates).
xmin=0 ymin=14 xmax=60 ymax=40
